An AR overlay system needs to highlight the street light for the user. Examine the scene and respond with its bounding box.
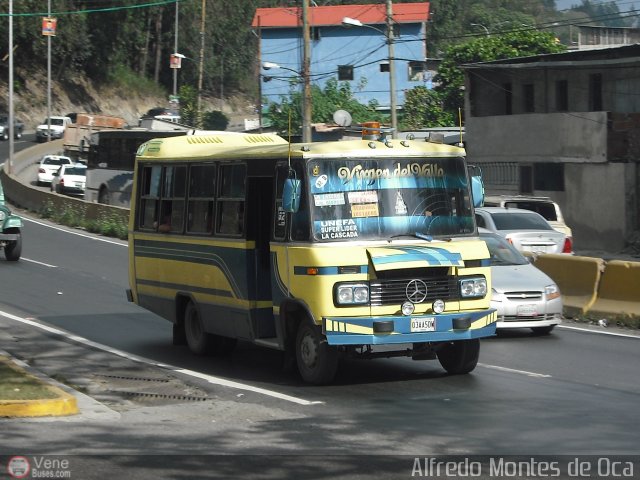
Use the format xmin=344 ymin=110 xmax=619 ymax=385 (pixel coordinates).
xmin=470 ymin=23 xmax=490 ymax=36
xmin=342 ymin=4 xmax=398 ymax=139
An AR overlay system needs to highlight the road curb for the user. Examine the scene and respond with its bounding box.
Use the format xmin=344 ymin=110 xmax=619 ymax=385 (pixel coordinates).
xmin=0 ymin=352 xmax=79 ymax=418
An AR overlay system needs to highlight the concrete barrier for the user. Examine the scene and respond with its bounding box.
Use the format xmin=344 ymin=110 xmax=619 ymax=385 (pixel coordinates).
xmin=589 ymin=260 xmax=640 ymax=317
xmin=534 ymin=253 xmax=605 ymax=315
xmin=1 ymin=140 xmax=129 ymax=226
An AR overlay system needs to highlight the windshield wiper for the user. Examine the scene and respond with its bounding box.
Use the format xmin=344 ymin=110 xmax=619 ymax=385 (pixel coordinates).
xmin=388 ymin=232 xmax=433 ymax=242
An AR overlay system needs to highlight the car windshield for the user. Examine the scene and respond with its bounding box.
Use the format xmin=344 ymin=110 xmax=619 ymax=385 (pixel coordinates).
xmin=481 ymin=233 xmax=528 ymax=266
xmin=43 ymin=118 xmax=64 ymax=126
xmin=504 ymin=201 xmax=558 ymax=221
xmin=44 ymin=157 xmax=71 ymax=166
xmin=305 ymin=156 xmax=475 ymax=242
xmin=65 ymin=167 xmax=86 ymax=176
xmin=490 ymin=212 xmax=553 ymax=231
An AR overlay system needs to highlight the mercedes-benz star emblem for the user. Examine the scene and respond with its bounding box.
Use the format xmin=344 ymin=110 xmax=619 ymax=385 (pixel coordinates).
xmin=406 ymin=279 xmax=428 ymax=304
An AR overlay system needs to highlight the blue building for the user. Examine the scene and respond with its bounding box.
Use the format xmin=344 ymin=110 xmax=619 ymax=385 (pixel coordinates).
xmin=252 ymin=3 xmax=431 ymax=118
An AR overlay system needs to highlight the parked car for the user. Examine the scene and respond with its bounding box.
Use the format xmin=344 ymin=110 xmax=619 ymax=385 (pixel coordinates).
xmin=0 ymin=114 xmax=24 ymax=140
xmin=481 ymin=230 xmax=562 ymax=334
xmin=483 ymin=195 xmax=573 ymax=238
xmin=36 ymin=154 xmax=73 ymax=186
xmin=476 ymin=207 xmax=573 ymax=254
xmin=0 ymin=176 xmax=22 ymax=261
xmin=50 ymin=164 xmax=87 ymax=196
xmin=35 ymin=116 xmax=72 ymax=142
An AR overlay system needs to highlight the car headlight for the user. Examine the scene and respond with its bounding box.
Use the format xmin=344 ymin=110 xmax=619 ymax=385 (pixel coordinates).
xmin=545 ymin=284 xmax=561 ymax=300
xmin=0 ymin=210 xmax=6 ymax=222
xmin=335 ymin=283 xmax=369 ymax=305
xmin=459 ymin=277 xmax=487 ymax=299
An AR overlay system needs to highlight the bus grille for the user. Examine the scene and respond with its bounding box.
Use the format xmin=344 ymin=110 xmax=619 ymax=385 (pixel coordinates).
xmin=369 ymin=277 xmax=459 ymax=306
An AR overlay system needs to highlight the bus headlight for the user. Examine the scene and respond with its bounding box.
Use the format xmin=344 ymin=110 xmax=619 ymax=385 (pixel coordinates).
xmin=335 ymin=283 xmax=369 ymax=305
xmin=459 ymin=277 xmax=487 ymax=299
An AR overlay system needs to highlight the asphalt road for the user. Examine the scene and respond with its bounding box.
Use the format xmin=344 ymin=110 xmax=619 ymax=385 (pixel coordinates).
xmin=2 ymin=138 xmax=640 ymax=477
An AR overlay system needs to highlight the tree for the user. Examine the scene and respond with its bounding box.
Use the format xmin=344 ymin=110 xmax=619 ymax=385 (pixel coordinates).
xmin=401 ymin=86 xmax=454 ymax=129
xmin=178 ymin=85 xmax=198 ymax=127
xmin=265 ymin=78 xmax=386 ymax=136
xmin=203 ymin=111 xmax=229 ymax=131
xmin=434 ymin=29 xmax=566 ymax=120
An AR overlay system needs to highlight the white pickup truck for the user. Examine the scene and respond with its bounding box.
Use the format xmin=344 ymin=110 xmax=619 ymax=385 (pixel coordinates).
xmin=35 ymin=116 xmax=72 ymax=142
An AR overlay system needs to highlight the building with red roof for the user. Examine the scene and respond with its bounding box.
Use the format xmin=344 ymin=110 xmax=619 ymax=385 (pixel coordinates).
xmin=252 ymin=3 xmax=431 ymax=130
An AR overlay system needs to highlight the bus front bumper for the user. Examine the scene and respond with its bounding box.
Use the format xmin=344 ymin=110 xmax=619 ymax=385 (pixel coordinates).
xmin=323 ymin=310 xmax=497 ymax=346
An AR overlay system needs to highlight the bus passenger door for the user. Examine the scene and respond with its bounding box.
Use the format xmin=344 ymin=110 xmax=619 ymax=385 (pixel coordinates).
xmin=246 ymin=177 xmax=276 ymax=338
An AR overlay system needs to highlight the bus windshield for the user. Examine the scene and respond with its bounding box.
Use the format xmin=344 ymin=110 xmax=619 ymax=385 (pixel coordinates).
xmin=307 ymin=156 xmax=475 ymax=242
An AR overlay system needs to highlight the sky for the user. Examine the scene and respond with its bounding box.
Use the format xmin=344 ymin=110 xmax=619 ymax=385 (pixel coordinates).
xmin=555 ymin=0 xmax=634 ymax=11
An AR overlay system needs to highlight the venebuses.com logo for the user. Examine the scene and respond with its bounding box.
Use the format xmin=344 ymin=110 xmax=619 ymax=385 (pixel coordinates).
xmin=5 ymin=456 xmax=71 ymax=478
xmin=6 ymin=456 xmax=30 ymax=479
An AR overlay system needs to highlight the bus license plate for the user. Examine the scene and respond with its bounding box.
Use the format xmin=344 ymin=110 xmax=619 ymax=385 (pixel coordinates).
xmin=411 ymin=317 xmax=436 ymax=332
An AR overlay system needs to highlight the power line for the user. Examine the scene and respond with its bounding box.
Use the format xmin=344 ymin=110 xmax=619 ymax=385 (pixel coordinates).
xmin=0 ymin=0 xmax=180 ymax=17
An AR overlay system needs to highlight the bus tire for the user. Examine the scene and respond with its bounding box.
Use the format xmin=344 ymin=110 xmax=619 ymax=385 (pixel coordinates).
xmin=184 ymin=302 xmax=215 ymax=355
xmin=295 ymin=321 xmax=338 ymax=385
xmin=184 ymin=302 xmax=237 ymax=356
xmin=437 ymin=339 xmax=480 ymax=375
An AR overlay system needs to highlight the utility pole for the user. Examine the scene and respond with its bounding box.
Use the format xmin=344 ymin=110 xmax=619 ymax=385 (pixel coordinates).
xmin=386 ymin=0 xmax=398 ymax=139
xmin=47 ymin=0 xmax=52 ymax=142
xmin=8 ymin=0 xmax=13 ymax=174
xmin=197 ymin=0 xmax=206 ymax=128
xmin=257 ymin=16 xmax=263 ymax=133
xmin=302 ymin=0 xmax=312 ymax=142
xmin=173 ymin=1 xmax=179 ymax=97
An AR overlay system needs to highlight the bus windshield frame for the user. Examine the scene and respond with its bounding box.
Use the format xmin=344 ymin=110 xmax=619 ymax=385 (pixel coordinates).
xmin=302 ymin=156 xmax=476 ymax=243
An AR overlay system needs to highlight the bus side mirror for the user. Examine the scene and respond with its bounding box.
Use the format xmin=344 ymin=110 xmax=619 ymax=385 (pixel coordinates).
xmin=282 ymin=178 xmax=301 ymax=213
xmin=471 ymin=175 xmax=484 ymax=208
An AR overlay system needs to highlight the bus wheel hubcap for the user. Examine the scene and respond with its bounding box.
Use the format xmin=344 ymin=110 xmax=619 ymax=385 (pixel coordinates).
xmin=300 ymin=334 xmax=317 ymax=367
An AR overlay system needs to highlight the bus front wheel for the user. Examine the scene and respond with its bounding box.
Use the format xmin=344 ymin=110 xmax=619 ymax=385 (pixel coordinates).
xmin=437 ymin=339 xmax=480 ymax=375
xmin=295 ymin=321 xmax=338 ymax=385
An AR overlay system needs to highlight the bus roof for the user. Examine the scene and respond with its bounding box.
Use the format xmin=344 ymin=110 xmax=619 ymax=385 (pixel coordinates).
xmin=136 ymin=132 xmax=466 ymax=162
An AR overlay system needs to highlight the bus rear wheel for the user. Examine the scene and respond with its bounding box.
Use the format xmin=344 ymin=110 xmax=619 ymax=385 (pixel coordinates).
xmin=437 ymin=339 xmax=480 ymax=375
xmin=295 ymin=321 xmax=338 ymax=385
xmin=184 ymin=302 xmax=236 ymax=356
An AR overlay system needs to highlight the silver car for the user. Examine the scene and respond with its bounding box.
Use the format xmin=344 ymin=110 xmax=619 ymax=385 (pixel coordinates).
xmin=481 ymin=230 xmax=562 ymax=334
xmin=476 ymin=207 xmax=572 ymax=255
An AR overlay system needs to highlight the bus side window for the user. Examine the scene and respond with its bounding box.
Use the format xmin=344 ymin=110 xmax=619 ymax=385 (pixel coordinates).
xmin=139 ymin=165 xmax=162 ymax=230
xmin=217 ymin=164 xmax=246 ymax=236
xmin=187 ymin=164 xmax=216 ymax=234
xmin=161 ymin=166 xmax=187 ymax=233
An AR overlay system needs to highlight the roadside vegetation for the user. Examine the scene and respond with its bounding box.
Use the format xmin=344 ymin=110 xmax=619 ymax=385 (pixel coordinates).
xmin=40 ymin=200 xmax=128 ymax=240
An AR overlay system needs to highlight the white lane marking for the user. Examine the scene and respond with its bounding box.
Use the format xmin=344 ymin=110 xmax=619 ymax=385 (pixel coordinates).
xmin=478 ymin=363 xmax=552 ymax=378
xmin=558 ymin=324 xmax=640 ymax=339
xmin=21 ymin=216 xmax=127 ymax=247
xmin=21 ymin=257 xmax=58 ymax=268
xmin=0 ymin=309 xmax=323 ymax=406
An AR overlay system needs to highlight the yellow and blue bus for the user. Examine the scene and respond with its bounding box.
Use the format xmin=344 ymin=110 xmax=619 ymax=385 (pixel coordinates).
xmin=127 ymin=130 xmax=496 ymax=384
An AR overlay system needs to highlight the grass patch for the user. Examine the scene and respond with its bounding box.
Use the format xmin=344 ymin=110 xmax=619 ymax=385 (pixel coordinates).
xmin=0 ymin=357 xmax=58 ymax=401
xmin=40 ymin=200 xmax=128 ymax=240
